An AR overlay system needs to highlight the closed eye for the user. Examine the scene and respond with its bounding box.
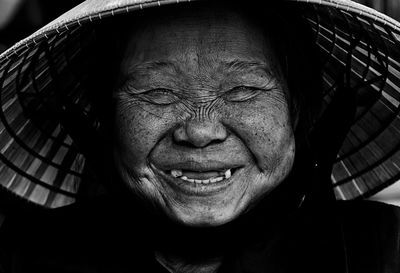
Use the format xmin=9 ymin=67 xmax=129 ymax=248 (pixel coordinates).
xmin=223 ymin=86 xmax=264 ymax=102
xmin=117 ymin=85 xmax=179 ymax=105
xmin=138 ymin=89 xmax=179 ymax=105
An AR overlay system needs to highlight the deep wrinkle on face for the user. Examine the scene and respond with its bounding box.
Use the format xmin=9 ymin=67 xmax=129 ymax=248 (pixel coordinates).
xmin=112 ymin=6 xmax=296 ymax=226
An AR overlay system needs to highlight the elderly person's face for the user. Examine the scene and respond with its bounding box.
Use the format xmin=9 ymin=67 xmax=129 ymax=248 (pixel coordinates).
xmin=113 ymin=7 xmax=296 ymax=226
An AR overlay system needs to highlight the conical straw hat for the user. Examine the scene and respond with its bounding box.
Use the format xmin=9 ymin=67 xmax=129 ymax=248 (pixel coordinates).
xmin=1 ymin=0 xmax=400 ymax=208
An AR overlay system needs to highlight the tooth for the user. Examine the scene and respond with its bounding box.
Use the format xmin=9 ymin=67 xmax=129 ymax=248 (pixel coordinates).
xmin=202 ymin=179 xmax=210 ymax=184
xmin=225 ymin=169 xmax=231 ymax=179
xmin=210 ymin=177 xmax=223 ymax=183
xmin=171 ymin=170 xmax=183 ymax=177
xmin=188 ymin=179 xmax=195 ymax=183
xmin=181 ymin=176 xmax=188 ymax=180
xmin=195 ymin=179 xmax=202 ymax=184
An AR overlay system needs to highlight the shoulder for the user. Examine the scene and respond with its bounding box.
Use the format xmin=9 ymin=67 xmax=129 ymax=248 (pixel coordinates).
xmin=337 ymin=200 xmax=400 ymax=238
xmin=336 ymin=200 xmax=400 ymax=273
xmin=338 ymin=199 xmax=400 ymax=226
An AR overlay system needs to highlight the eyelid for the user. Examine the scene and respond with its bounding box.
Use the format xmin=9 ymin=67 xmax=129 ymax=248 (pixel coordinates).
xmin=223 ymin=84 xmax=279 ymax=102
xmin=144 ymin=88 xmax=175 ymax=94
xmin=138 ymin=88 xmax=178 ymax=105
xmin=232 ymin=85 xmax=264 ymax=91
xmin=117 ymin=79 xmax=174 ymax=95
xmin=231 ymin=77 xmax=280 ymax=91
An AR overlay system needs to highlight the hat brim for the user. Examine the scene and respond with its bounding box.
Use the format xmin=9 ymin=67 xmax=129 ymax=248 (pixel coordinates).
xmin=1 ymin=0 xmax=400 ymax=208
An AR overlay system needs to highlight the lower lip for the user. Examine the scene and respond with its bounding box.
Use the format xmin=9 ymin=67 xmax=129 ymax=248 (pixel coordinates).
xmin=151 ymin=165 xmax=239 ymax=196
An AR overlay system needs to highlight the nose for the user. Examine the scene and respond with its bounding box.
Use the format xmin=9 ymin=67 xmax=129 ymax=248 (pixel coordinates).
xmin=173 ymin=120 xmax=228 ymax=148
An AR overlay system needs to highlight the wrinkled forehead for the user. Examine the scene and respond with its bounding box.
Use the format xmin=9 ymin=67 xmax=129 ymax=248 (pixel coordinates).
xmin=115 ymin=3 xmax=284 ymax=80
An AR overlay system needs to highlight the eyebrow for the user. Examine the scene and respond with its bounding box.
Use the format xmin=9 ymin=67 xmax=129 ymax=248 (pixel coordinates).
xmin=127 ymin=59 xmax=272 ymax=75
xmin=118 ymin=58 xmax=279 ymax=94
xmin=221 ymin=59 xmax=272 ymax=74
xmin=127 ymin=61 xmax=179 ymax=75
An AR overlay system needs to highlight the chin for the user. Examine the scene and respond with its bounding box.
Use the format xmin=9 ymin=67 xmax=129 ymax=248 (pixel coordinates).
xmin=163 ymin=201 xmax=245 ymax=227
xmin=174 ymin=214 xmax=237 ymax=227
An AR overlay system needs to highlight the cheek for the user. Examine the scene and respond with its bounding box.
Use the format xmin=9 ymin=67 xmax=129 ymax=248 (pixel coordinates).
xmin=113 ymin=102 xmax=174 ymax=170
xmin=224 ymin=94 xmax=295 ymax=174
xmin=223 ymin=96 xmax=296 ymax=209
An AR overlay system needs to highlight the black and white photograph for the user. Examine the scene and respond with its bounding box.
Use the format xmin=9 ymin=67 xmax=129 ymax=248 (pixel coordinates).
xmin=0 ymin=0 xmax=400 ymax=272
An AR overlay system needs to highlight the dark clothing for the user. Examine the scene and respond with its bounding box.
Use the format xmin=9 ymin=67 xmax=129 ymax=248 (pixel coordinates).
xmin=0 ymin=199 xmax=399 ymax=273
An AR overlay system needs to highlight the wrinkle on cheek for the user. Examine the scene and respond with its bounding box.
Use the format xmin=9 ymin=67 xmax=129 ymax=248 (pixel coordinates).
xmin=248 ymin=144 xmax=295 ymax=211
xmin=260 ymin=118 xmax=293 ymax=171
xmin=114 ymin=105 xmax=170 ymax=169
xmin=116 ymin=142 xmax=177 ymax=212
xmin=222 ymin=94 xmax=294 ymax=174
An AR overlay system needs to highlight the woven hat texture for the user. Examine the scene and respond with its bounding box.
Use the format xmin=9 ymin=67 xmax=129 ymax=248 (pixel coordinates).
xmin=1 ymin=0 xmax=400 ymax=208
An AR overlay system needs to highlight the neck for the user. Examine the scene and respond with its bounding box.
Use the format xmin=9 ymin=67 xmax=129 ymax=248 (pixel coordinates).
xmin=155 ymin=251 xmax=222 ymax=273
xmin=151 ymin=220 xmax=232 ymax=273
xmin=149 ymin=185 xmax=303 ymax=273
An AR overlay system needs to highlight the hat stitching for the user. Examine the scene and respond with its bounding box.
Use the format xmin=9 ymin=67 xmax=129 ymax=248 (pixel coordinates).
xmin=3 ymin=0 xmax=398 ymax=67
xmin=0 ymin=41 xmax=86 ymax=179
xmin=301 ymin=4 xmax=400 ymax=199
xmin=0 ymin=34 xmax=87 ymax=206
xmin=0 ymin=0 xmax=400 ymax=66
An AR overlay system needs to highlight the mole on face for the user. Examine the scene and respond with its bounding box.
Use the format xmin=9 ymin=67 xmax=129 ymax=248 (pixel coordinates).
xmin=112 ymin=6 xmax=296 ymax=226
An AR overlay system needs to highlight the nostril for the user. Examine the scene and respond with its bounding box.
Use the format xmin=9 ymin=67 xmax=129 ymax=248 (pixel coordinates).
xmin=173 ymin=121 xmax=228 ymax=148
xmin=207 ymin=138 xmax=225 ymax=146
xmin=173 ymin=137 xmax=225 ymax=148
xmin=173 ymin=138 xmax=199 ymax=148
xmin=173 ymin=126 xmax=191 ymax=144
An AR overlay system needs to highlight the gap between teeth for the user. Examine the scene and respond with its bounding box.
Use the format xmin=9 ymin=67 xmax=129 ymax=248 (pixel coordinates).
xmin=170 ymin=169 xmax=231 ymax=184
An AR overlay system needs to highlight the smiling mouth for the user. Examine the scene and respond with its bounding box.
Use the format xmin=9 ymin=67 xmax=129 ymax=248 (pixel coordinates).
xmin=150 ymin=162 xmax=243 ymax=195
xmin=169 ymin=169 xmax=234 ymax=184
